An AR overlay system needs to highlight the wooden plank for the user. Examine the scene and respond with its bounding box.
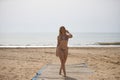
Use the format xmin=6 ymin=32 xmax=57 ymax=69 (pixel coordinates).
xmin=32 ymin=63 xmax=94 ymax=80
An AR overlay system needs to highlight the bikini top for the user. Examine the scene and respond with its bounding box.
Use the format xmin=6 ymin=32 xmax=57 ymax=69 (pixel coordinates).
xmin=59 ymin=35 xmax=68 ymax=41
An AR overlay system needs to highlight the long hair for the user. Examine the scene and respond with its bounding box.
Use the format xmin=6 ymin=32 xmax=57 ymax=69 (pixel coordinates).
xmin=59 ymin=26 xmax=66 ymax=36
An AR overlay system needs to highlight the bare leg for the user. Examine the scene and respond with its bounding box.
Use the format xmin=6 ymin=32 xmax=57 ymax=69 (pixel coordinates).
xmin=59 ymin=50 xmax=68 ymax=77
xmin=62 ymin=60 xmax=66 ymax=77
xmin=64 ymin=49 xmax=68 ymax=64
xmin=59 ymin=55 xmax=66 ymax=77
xmin=64 ymin=54 xmax=68 ymax=64
xmin=59 ymin=56 xmax=63 ymax=75
xmin=63 ymin=49 xmax=68 ymax=77
xmin=59 ymin=63 xmax=62 ymax=75
xmin=61 ymin=51 xmax=66 ymax=77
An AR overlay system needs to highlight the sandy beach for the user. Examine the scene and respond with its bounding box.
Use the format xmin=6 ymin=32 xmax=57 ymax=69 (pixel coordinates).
xmin=0 ymin=47 xmax=120 ymax=80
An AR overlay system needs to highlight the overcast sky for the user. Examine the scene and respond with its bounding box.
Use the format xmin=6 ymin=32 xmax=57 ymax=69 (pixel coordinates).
xmin=0 ymin=0 xmax=120 ymax=33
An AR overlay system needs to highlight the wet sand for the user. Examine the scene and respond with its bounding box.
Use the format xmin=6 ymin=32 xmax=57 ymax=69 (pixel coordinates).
xmin=0 ymin=47 xmax=120 ymax=80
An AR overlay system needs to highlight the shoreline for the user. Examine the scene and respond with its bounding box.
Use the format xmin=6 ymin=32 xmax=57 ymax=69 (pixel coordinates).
xmin=0 ymin=45 xmax=120 ymax=48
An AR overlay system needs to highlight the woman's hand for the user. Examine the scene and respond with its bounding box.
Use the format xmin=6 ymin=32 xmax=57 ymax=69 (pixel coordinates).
xmin=66 ymin=30 xmax=73 ymax=38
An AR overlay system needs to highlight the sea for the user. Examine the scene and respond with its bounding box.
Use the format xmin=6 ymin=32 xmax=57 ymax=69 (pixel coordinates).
xmin=0 ymin=32 xmax=120 ymax=47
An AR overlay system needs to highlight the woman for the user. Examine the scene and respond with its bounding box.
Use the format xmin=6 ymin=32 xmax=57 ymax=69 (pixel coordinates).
xmin=56 ymin=26 xmax=73 ymax=77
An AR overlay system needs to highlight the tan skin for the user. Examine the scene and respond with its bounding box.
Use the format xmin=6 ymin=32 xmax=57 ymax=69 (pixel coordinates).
xmin=56 ymin=26 xmax=72 ymax=77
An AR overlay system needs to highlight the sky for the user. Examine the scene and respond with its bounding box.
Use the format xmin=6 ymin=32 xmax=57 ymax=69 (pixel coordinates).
xmin=0 ymin=0 xmax=120 ymax=33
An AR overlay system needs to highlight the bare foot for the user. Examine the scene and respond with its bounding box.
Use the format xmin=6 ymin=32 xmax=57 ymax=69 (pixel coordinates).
xmin=63 ymin=73 xmax=66 ymax=77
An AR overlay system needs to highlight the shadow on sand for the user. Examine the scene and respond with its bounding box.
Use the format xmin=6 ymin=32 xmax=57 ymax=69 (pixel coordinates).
xmin=64 ymin=76 xmax=77 ymax=80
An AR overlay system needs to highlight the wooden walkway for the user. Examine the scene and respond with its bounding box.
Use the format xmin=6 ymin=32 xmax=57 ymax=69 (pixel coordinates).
xmin=32 ymin=63 xmax=94 ymax=80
